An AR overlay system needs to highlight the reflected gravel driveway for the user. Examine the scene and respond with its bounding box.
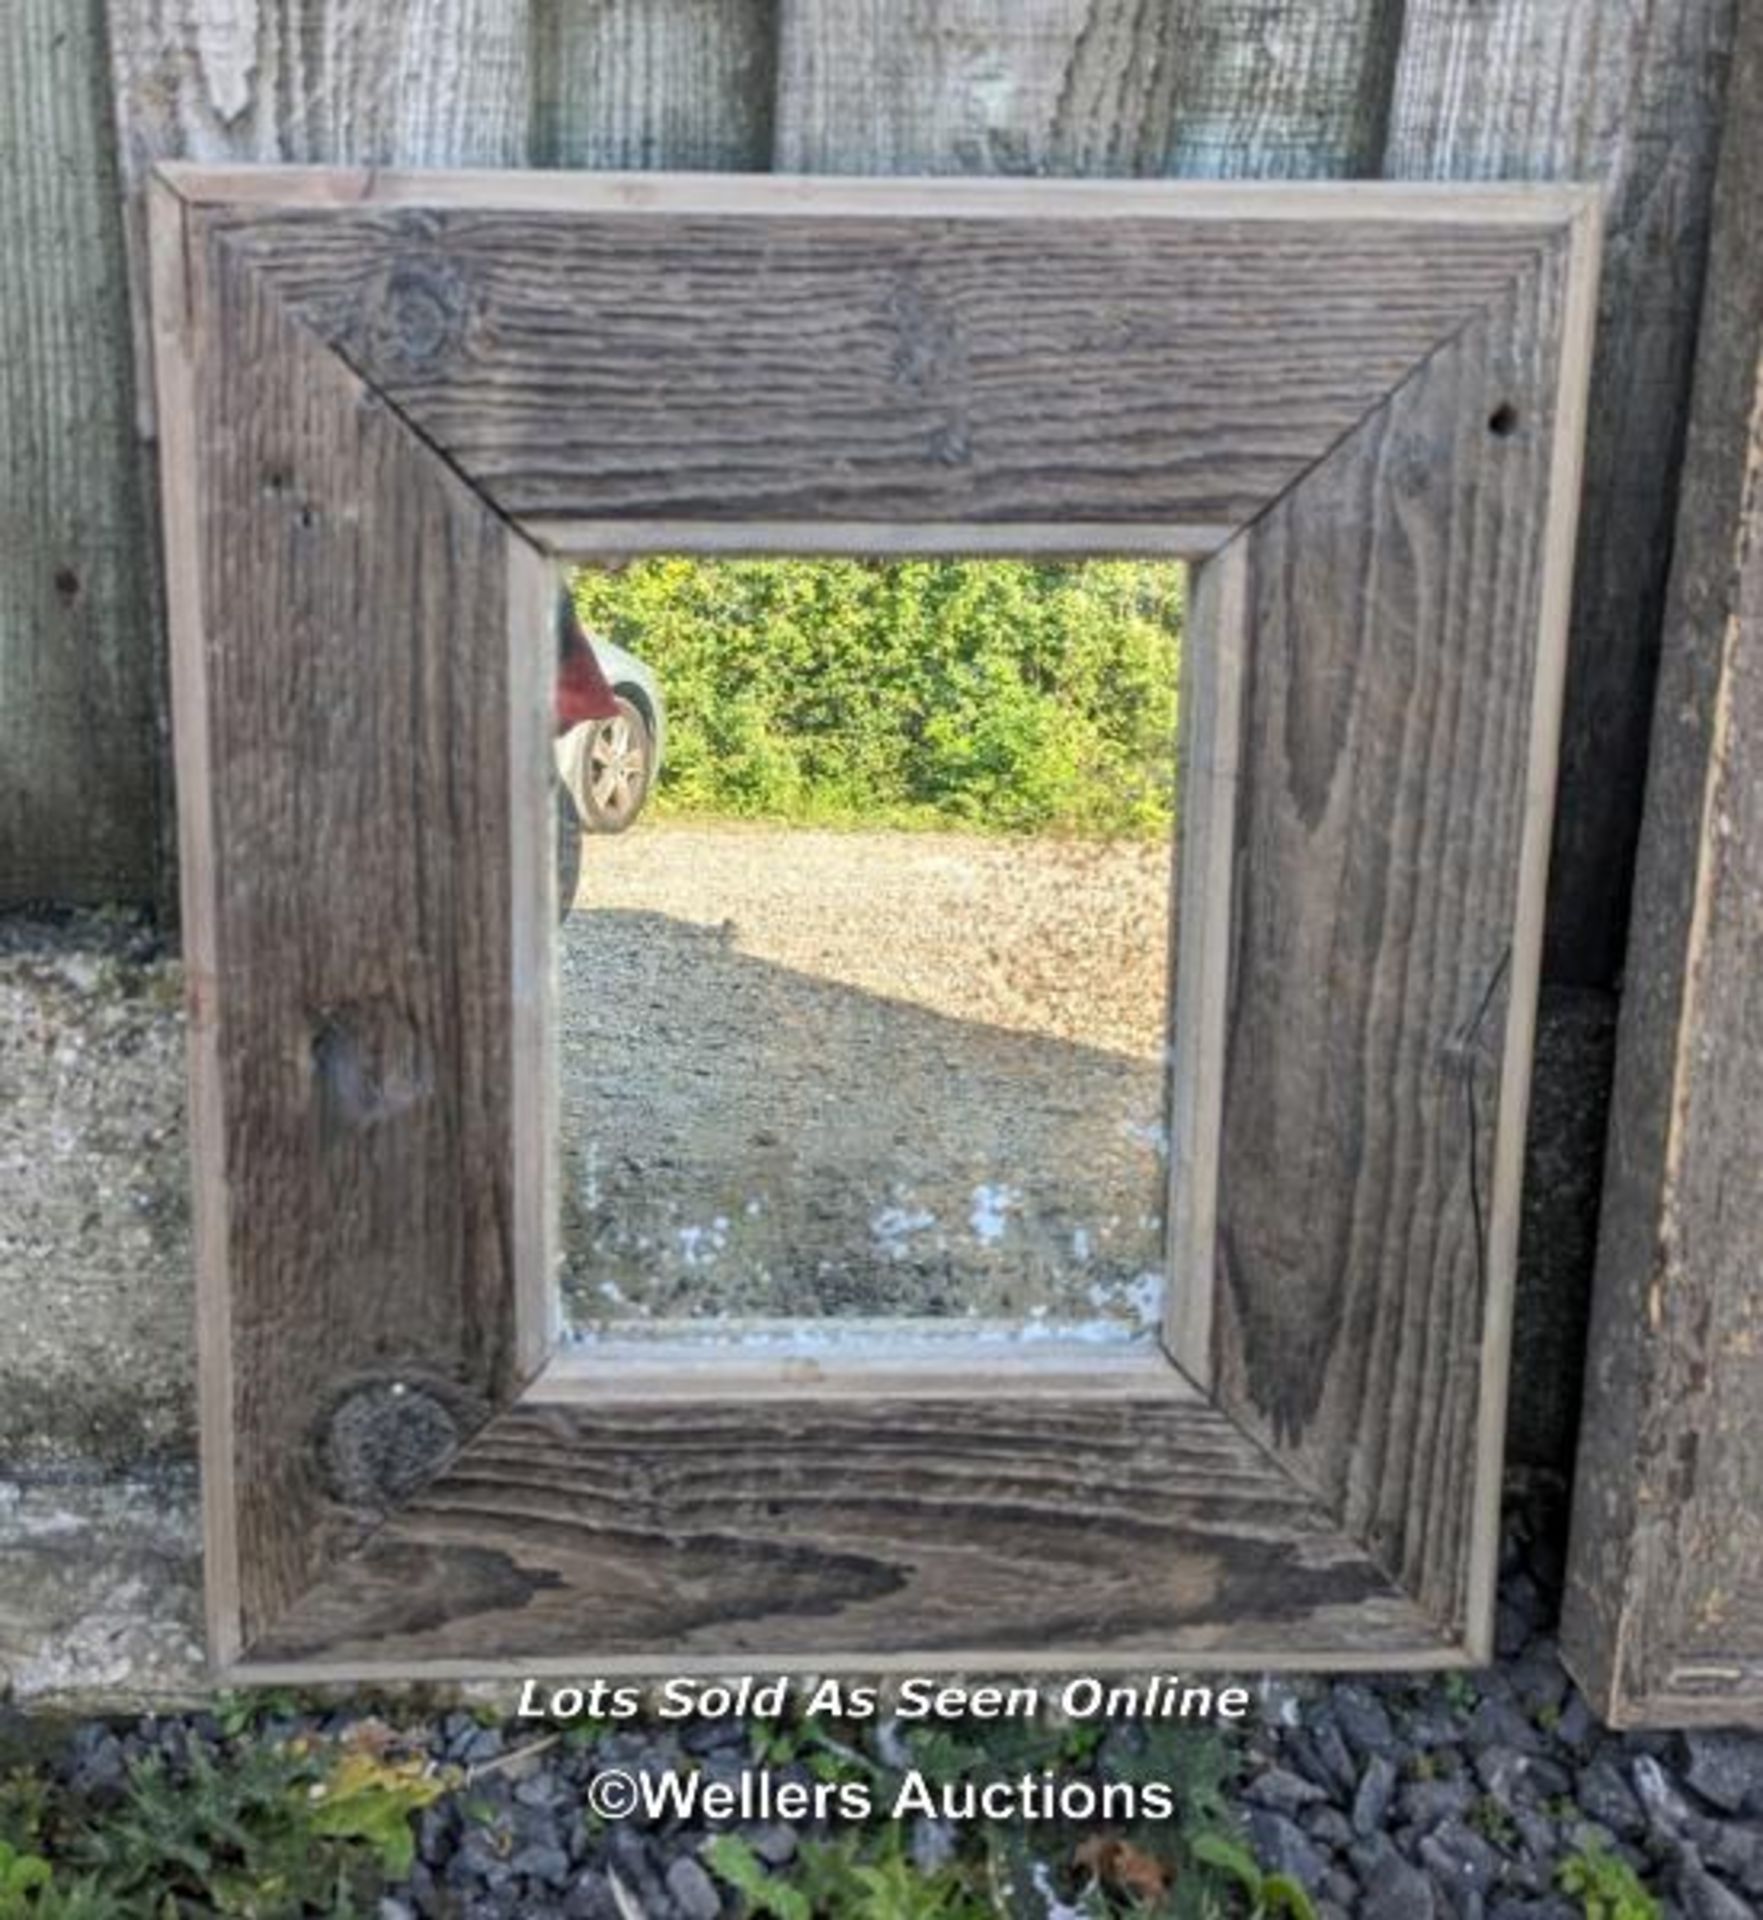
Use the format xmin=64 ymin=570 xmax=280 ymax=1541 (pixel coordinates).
xmin=557 ymin=821 xmax=1174 ymax=1335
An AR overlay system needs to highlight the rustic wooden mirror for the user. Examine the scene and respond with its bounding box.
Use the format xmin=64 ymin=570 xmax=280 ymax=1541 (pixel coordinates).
xmin=151 ymin=167 xmax=1596 ymax=1681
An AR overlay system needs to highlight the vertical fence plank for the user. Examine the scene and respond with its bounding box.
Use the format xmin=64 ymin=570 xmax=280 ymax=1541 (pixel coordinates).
xmin=111 ymin=1 xmax=532 ymax=174
xmin=109 ymin=1 xmax=534 ymax=433
xmin=773 ymin=0 xmax=1399 ymax=176
xmin=1384 ymin=0 xmax=1738 ymax=1473
xmin=95 ymin=1 xmax=533 ymax=913
xmin=1385 ymin=0 xmax=1738 ymax=988
xmin=1562 ymin=0 xmax=1763 ymax=1724
xmin=1158 ymin=0 xmax=1402 ymax=177
xmin=773 ymin=0 xmax=1179 ymax=173
xmin=533 ymin=0 xmax=777 ymax=169
xmin=0 ymin=0 xmax=160 ymax=905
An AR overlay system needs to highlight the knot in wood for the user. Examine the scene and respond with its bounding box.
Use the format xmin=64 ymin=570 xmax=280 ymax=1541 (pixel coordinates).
xmin=366 ymin=258 xmax=473 ymax=377
xmin=323 ymin=1378 xmax=459 ymax=1507
xmin=310 ymin=1000 xmax=428 ymax=1132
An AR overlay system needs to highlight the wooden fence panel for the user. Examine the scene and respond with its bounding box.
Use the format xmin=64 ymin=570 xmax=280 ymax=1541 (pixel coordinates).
xmin=773 ymin=0 xmax=1178 ymax=172
xmin=1386 ymin=0 xmax=1738 ymax=989
xmin=25 ymin=0 xmax=1734 ymax=958
xmin=533 ymin=0 xmax=777 ymax=169
xmin=21 ymin=0 xmax=535 ymax=915
xmin=771 ymin=0 xmax=1396 ymax=176
xmin=109 ymin=0 xmax=534 ymax=425
xmin=111 ymin=1 xmax=531 ymax=176
xmin=1157 ymin=1 xmax=1399 ymax=178
xmin=0 ymin=0 xmax=160 ymax=906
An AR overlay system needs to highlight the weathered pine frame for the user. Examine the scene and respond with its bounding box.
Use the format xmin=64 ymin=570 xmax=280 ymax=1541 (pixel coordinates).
xmin=150 ymin=168 xmax=1598 ymax=1681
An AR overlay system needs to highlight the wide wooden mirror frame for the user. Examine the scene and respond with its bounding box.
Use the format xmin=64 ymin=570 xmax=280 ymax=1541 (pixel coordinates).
xmin=150 ymin=167 xmax=1597 ymax=1681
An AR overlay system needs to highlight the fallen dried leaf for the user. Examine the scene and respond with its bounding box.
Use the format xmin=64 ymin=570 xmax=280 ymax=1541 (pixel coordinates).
xmin=1074 ymin=1833 xmax=1171 ymax=1903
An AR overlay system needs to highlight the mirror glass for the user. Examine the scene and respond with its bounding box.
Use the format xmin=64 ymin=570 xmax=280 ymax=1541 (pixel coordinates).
xmin=552 ymin=558 xmax=1184 ymax=1348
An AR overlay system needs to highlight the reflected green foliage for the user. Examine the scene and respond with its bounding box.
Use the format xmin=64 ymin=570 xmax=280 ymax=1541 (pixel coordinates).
xmin=571 ymin=559 xmax=1183 ymax=837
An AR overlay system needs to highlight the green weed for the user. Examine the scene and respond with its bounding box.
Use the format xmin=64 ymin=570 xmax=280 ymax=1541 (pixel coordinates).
xmin=1557 ymin=1841 xmax=1661 ymax=1920
xmin=64 ymin=1734 xmax=446 ymax=1917
xmin=1440 ymin=1672 xmax=1479 ymax=1716
xmin=1189 ymin=1833 xmax=1318 ymax=1920
xmin=1469 ymin=1794 xmax=1519 ymax=1851
xmin=707 ymin=1830 xmax=988 ymax=1920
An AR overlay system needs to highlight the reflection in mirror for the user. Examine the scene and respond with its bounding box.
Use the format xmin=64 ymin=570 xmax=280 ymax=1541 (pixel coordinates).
xmin=551 ymin=559 xmax=1184 ymax=1347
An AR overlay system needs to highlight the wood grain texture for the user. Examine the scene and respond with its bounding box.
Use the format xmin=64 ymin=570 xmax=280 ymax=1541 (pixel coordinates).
xmin=108 ymin=0 xmax=534 ymax=436
xmin=0 ymin=0 xmax=160 ymax=905
xmin=771 ymin=0 xmax=1397 ymax=179
xmin=533 ymin=0 xmax=777 ymax=169
xmin=537 ymin=1338 xmax=1196 ymax=1400
xmin=245 ymin=1396 xmax=1456 ymax=1669
xmin=1159 ymin=0 xmax=1403 ymax=179
xmin=1211 ymin=245 xmax=1577 ymax=1638
xmin=99 ymin=1 xmax=534 ymax=919
xmin=158 ymin=173 xmax=1593 ymax=1674
xmin=157 ymin=167 xmax=1593 ymax=221
xmin=1385 ymin=0 xmax=1737 ymax=987
xmin=149 ymin=174 xmax=239 ymax=1658
xmin=505 ymin=531 xmax=558 ymax=1378
xmin=773 ymin=0 xmax=1182 ymax=174
xmin=111 ymin=0 xmax=532 ymax=173
xmin=167 ymin=215 xmax=543 ymax=1648
xmin=1562 ymin=0 xmax=1763 ymax=1729
xmin=195 ymin=196 xmax=1559 ymax=526
xmin=1163 ymin=541 xmax=1247 ymax=1387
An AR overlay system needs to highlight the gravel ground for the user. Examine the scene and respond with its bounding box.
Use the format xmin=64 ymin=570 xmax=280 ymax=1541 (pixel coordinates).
xmin=11 ymin=1495 xmax=1763 ymax=1918
xmin=558 ymin=821 xmax=1175 ymax=1334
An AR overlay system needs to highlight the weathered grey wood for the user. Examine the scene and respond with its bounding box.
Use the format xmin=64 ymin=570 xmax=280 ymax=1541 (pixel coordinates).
xmin=1562 ymin=0 xmax=1763 ymax=1729
xmin=156 ymin=169 xmax=1592 ymax=1677
xmin=0 ymin=0 xmax=159 ymax=905
xmin=156 ymin=189 xmax=547 ymax=1651
xmin=112 ymin=1 xmax=532 ymax=177
xmin=773 ymin=0 xmax=1179 ymax=174
xmin=195 ymin=190 xmax=1560 ymax=528
xmin=1385 ymin=0 xmax=1740 ymax=1484
xmin=1385 ymin=0 xmax=1737 ymax=989
xmin=772 ymin=0 xmax=1396 ymax=178
xmin=533 ymin=0 xmax=776 ymax=169
xmin=109 ymin=1 xmax=533 ymax=440
xmin=89 ymin=0 xmax=534 ymax=921
xmin=507 ymin=530 xmax=558 ymax=1378
xmin=245 ymin=1395 xmax=1453 ymax=1669
xmin=1211 ymin=236 xmax=1594 ymax=1639
xmin=1164 ymin=540 xmax=1247 ymax=1385
xmin=1160 ymin=0 xmax=1402 ymax=179
xmin=149 ymin=174 xmax=237 ymax=1658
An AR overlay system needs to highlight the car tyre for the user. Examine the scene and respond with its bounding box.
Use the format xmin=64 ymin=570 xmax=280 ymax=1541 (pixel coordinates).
xmin=555 ymin=779 xmax=583 ymax=920
xmin=576 ymin=696 xmax=653 ymax=833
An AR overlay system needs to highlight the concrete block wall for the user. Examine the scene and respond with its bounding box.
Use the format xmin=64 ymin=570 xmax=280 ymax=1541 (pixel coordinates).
xmin=1 ymin=917 xmax=203 ymax=1703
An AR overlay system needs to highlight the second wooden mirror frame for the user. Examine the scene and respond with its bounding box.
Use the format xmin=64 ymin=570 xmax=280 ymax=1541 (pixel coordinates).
xmin=150 ymin=166 xmax=1597 ymax=1681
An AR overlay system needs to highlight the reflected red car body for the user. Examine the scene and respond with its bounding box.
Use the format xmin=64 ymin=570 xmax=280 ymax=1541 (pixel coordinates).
xmin=556 ymin=608 xmax=619 ymax=733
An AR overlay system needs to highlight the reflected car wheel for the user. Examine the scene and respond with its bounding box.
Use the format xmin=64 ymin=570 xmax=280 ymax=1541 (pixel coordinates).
xmin=579 ymin=697 xmax=652 ymax=833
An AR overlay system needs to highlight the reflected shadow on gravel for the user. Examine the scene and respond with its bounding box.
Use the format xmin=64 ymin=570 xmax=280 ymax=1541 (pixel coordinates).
xmin=558 ymin=910 xmax=1170 ymax=1334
